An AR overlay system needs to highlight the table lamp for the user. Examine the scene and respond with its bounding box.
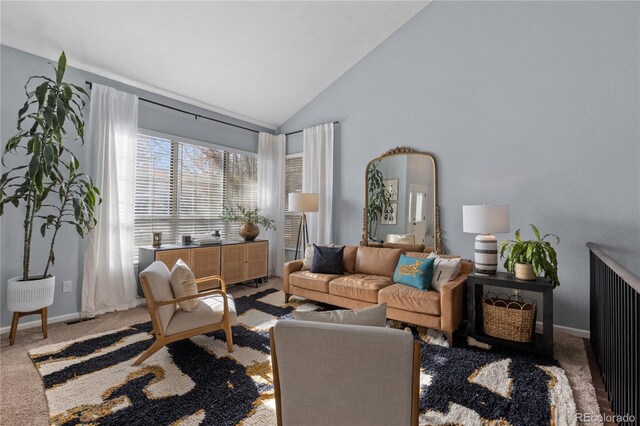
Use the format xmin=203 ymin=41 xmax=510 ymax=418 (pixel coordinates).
xmin=288 ymin=192 xmax=319 ymax=260
xmin=463 ymin=204 xmax=510 ymax=275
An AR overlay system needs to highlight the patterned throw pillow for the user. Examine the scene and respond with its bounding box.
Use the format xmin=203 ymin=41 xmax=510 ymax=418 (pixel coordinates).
xmin=393 ymin=254 xmax=435 ymax=290
xmin=310 ymin=245 xmax=345 ymax=275
xmin=428 ymin=253 xmax=462 ymax=292
xmin=169 ymin=259 xmax=199 ymax=311
xmin=293 ymin=303 xmax=387 ymax=327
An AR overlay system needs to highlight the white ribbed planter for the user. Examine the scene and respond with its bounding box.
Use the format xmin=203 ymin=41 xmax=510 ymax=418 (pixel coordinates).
xmin=7 ymin=276 xmax=55 ymax=312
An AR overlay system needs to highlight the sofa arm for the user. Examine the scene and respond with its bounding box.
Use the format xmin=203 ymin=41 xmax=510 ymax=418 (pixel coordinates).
xmin=440 ymin=274 xmax=467 ymax=334
xmin=283 ymin=260 xmax=304 ymax=294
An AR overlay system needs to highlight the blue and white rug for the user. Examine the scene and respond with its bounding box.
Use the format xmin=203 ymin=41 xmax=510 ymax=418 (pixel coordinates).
xmin=30 ymin=289 xmax=576 ymax=425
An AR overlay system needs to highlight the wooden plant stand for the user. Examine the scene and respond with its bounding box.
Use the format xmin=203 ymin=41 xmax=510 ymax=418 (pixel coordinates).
xmin=9 ymin=307 xmax=48 ymax=346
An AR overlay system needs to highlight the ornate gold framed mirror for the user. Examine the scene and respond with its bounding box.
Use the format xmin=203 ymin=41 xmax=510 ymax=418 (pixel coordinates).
xmin=362 ymin=147 xmax=443 ymax=253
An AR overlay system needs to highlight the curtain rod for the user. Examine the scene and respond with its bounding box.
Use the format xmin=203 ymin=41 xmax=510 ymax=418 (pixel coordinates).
xmin=85 ymin=81 xmax=337 ymax=137
xmin=284 ymin=121 xmax=339 ymax=137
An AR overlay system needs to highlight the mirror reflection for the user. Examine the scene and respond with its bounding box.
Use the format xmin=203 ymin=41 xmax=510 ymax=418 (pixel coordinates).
xmin=366 ymin=152 xmax=436 ymax=249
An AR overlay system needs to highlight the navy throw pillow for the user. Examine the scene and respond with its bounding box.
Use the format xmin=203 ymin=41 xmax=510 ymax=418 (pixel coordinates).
xmin=311 ymin=244 xmax=344 ymax=275
xmin=393 ymin=254 xmax=435 ymax=290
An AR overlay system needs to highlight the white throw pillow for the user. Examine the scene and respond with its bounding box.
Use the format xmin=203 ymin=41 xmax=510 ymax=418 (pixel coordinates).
xmin=293 ymin=303 xmax=387 ymax=327
xmin=170 ymin=259 xmax=199 ymax=311
xmin=427 ymin=253 xmax=462 ymax=292
xmin=301 ymin=243 xmax=335 ymax=271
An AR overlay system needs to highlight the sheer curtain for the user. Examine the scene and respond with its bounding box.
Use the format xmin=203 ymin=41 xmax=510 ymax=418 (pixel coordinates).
xmin=81 ymin=84 xmax=140 ymax=317
xmin=302 ymin=123 xmax=334 ymax=245
xmin=258 ymin=132 xmax=285 ymax=276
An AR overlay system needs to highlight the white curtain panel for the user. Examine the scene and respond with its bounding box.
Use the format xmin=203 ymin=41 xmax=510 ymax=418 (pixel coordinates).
xmin=302 ymin=123 xmax=334 ymax=245
xmin=81 ymin=84 xmax=140 ymax=317
xmin=258 ymin=132 xmax=285 ymax=276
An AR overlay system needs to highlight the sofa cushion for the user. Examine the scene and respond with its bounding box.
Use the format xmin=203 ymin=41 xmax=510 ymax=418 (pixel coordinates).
xmin=355 ymin=246 xmax=403 ymax=278
xmin=382 ymin=242 xmax=425 ymax=252
xmin=378 ymin=284 xmax=441 ymax=316
xmin=311 ymin=245 xmax=345 ymax=275
xmin=393 ymin=254 xmax=435 ymax=290
xmin=289 ymin=271 xmax=343 ymax=293
xmin=343 ymin=246 xmax=358 ymax=274
xmin=329 ymin=274 xmax=393 ymax=303
xmin=293 ymin=303 xmax=387 ymax=327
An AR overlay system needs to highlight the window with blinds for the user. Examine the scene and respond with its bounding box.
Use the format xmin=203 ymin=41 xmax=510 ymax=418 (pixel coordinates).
xmin=285 ymin=156 xmax=303 ymax=249
xmin=134 ymin=133 xmax=257 ymax=262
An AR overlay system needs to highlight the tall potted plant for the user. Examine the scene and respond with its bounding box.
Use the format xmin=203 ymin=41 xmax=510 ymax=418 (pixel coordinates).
xmin=220 ymin=204 xmax=275 ymax=241
xmin=0 ymin=52 xmax=101 ymax=325
xmin=367 ymin=160 xmax=392 ymax=240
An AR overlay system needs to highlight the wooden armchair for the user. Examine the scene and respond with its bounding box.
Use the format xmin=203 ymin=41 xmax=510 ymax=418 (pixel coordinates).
xmin=134 ymin=261 xmax=237 ymax=366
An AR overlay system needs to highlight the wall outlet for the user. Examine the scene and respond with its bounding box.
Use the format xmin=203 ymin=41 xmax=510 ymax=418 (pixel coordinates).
xmin=62 ymin=280 xmax=72 ymax=293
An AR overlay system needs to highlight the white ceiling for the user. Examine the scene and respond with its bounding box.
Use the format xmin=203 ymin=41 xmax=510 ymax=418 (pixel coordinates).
xmin=1 ymin=1 xmax=428 ymax=129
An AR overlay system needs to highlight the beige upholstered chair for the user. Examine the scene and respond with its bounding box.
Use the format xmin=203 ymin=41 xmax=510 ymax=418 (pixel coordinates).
xmin=134 ymin=261 xmax=237 ymax=366
xmin=269 ymin=320 xmax=420 ymax=426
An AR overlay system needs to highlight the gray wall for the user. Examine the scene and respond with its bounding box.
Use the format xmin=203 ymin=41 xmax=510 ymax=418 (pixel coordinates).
xmin=279 ymin=1 xmax=640 ymax=330
xmin=0 ymin=45 xmax=272 ymax=327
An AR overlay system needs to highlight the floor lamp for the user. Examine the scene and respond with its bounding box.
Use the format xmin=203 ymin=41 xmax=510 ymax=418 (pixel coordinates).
xmin=288 ymin=193 xmax=319 ymax=260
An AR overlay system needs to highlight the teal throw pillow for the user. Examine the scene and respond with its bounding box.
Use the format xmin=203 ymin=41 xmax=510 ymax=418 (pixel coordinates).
xmin=393 ymin=255 xmax=435 ymax=290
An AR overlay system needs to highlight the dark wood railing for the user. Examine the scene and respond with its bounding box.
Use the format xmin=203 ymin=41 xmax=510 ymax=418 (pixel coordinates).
xmin=588 ymin=243 xmax=639 ymax=425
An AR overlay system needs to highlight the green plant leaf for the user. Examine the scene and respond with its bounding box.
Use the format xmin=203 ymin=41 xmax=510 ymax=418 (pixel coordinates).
xmin=35 ymin=82 xmax=48 ymax=107
xmin=56 ymin=52 xmax=67 ymax=84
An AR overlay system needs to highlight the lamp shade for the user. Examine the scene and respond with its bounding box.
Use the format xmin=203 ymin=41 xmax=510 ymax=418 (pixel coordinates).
xmin=462 ymin=205 xmax=510 ymax=234
xmin=288 ymin=192 xmax=319 ymax=213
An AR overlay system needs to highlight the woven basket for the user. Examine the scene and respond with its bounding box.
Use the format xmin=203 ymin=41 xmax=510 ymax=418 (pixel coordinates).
xmin=482 ymin=294 xmax=536 ymax=343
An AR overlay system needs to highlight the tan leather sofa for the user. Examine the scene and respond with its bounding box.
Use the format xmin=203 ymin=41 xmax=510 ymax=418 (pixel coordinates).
xmin=283 ymin=245 xmax=472 ymax=343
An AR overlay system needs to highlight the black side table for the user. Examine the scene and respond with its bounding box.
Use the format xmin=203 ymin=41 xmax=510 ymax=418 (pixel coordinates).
xmin=467 ymin=272 xmax=554 ymax=356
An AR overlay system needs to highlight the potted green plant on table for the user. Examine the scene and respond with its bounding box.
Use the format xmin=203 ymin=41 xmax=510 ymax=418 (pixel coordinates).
xmin=499 ymin=224 xmax=560 ymax=287
xmin=366 ymin=160 xmax=392 ymax=241
xmin=220 ymin=204 xmax=275 ymax=241
xmin=0 ymin=52 xmax=101 ymax=344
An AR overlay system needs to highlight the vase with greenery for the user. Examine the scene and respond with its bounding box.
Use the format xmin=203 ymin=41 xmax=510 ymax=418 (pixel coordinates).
xmin=366 ymin=160 xmax=392 ymax=240
xmin=220 ymin=204 xmax=275 ymax=241
xmin=499 ymin=224 xmax=560 ymax=287
xmin=0 ymin=51 xmax=101 ymax=317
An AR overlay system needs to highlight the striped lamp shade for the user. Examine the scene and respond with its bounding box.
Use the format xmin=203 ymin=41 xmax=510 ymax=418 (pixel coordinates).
xmin=463 ymin=205 xmax=510 ymax=275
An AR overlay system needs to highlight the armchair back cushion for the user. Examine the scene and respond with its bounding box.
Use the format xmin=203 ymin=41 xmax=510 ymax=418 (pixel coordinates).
xmin=355 ymin=246 xmax=403 ymax=278
xmin=273 ymin=320 xmax=414 ymax=426
xmin=139 ymin=261 xmax=176 ymax=332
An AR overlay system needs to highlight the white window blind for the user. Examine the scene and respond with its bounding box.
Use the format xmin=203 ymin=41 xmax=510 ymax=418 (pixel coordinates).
xmin=134 ymin=133 xmax=257 ymax=262
xmin=285 ymin=156 xmax=303 ymax=249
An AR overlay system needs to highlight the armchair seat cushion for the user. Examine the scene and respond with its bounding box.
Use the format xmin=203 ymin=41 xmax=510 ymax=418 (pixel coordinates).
xmin=329 ymin=274 xmax=393 ymax=303
xmin=289 ymin=271 xmax=343 ymax=293
xmin=165 ymin=294 xmax=237 ymax=336
xmin=378 ymin=284 xmax=441 ymax=316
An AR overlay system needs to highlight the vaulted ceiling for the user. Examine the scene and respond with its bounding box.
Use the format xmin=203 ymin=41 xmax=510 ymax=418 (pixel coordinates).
xmin=1 ymin=1 xmax=428 ymax=128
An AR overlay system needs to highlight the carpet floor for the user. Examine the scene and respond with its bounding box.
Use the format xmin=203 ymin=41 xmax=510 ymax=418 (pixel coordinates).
xmin=0 ymin=280 xmax=599 ymax=425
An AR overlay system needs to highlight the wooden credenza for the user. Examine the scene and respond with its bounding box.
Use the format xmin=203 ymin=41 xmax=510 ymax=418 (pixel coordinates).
xmin=138 ymin=240 xmax=269 ymax=295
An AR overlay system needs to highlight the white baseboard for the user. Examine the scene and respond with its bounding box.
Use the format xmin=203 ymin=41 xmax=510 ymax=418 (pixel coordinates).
xmin=0 ymin=312 xmax=81 ymax=336
xmin=535 ymin=321 xmax=590 ymax=339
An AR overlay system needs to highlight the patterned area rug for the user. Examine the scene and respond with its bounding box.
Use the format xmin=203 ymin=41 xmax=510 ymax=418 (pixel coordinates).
xmin=30 ymin=289 xmax=576 ymax=425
